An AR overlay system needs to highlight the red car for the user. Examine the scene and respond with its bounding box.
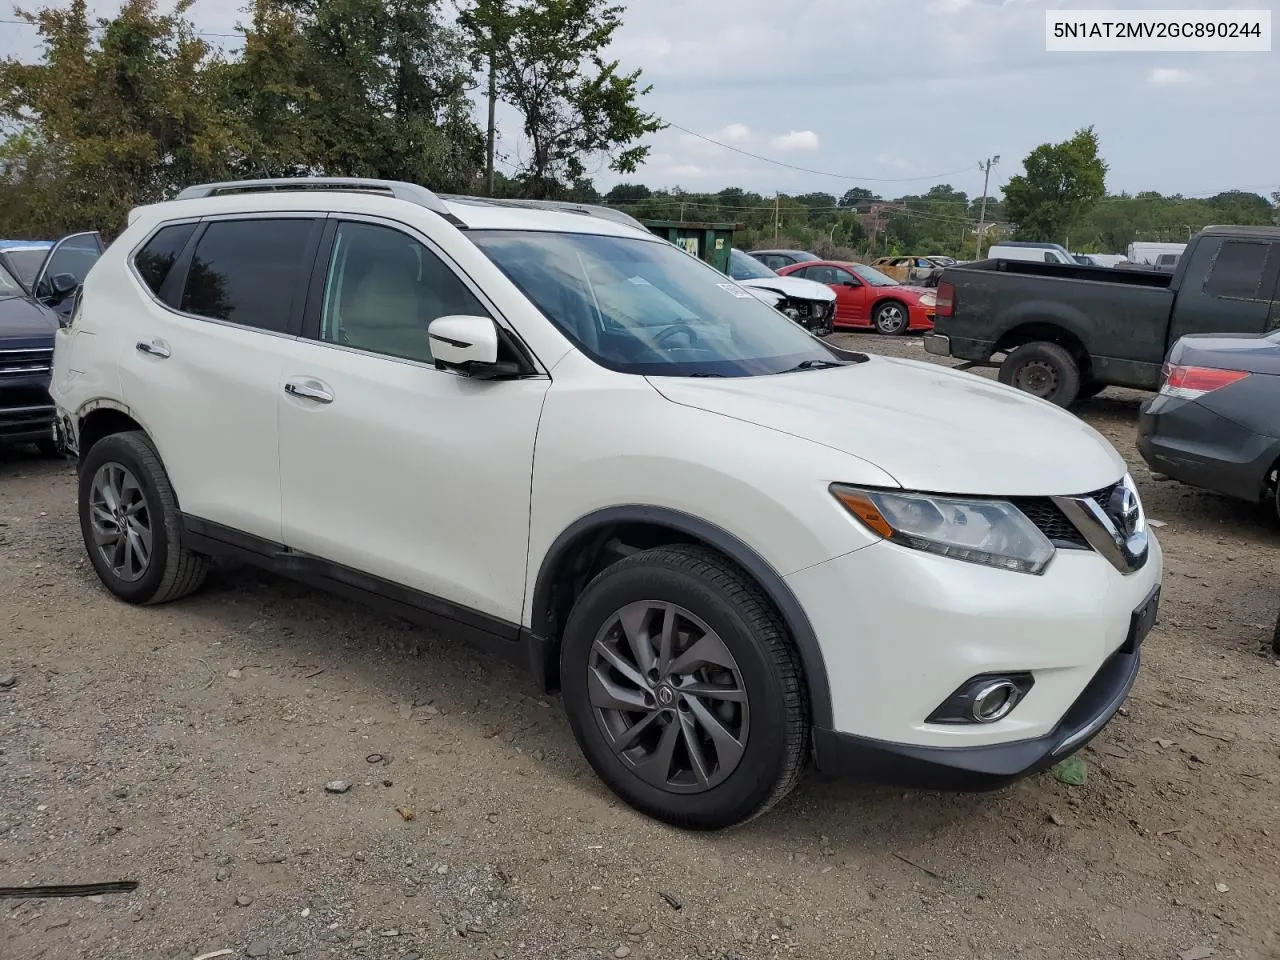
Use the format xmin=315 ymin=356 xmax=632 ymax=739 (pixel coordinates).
xmin=775 ymin=260 xmax=936 ymax=334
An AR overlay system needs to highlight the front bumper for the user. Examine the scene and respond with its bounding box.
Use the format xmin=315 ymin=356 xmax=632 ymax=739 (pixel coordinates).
xmin=1138 ymin=394 xmax=1280 ymax=503
xmin=788 ymin=531 xmax=1162 ymax=784
xmin=812 ymin=645 xmax=1140 ymax=788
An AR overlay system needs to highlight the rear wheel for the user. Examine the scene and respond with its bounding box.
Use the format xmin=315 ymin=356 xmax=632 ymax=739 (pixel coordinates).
xmin=998 ymin=341 xmax=1082 ymax=407
xmin=559 ymin=545 xmax=808 ymax=830
xmin=78 ymin=431 xmax=208 ymax=605
xmin=872 ymin=300 xmax=909 ymax=335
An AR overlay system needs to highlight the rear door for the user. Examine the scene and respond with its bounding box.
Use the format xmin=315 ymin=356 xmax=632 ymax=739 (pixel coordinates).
xmin=119 ymin=215 xmax=323 ymax=542
xmin=33 ymin=232 xmax=104 ymax=316
xmin=1168 ymin=237 xmax=1280 ymax=345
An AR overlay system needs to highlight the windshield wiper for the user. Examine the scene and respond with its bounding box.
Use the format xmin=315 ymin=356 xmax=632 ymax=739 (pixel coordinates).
xmin=779 ymin=359 xmax=850 ymax=373
xmin=688 ymin=371 xmax=725 ymax=377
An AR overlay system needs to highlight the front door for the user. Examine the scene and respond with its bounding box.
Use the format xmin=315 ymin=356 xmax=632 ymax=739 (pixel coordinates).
xmin=277 ymin=218 xmax=550 ymax=625
xmin=800 ymin=265 xmax=866 ymax=326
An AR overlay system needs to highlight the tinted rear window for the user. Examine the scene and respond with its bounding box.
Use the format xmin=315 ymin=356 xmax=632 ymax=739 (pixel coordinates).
xmin=134 ymin=223 xmax=196 ymax=298
xmin=180 ymin=219 xmax=316 ymax=332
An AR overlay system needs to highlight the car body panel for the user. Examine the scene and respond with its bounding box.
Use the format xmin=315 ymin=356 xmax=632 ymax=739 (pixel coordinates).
xmin=777 ymin=260 xmax=935 ymax=331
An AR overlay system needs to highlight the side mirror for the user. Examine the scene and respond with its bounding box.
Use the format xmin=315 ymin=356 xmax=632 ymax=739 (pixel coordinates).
xmin=428 ymin=315 xmax=521 ymax=380
xmin=50 ymin=272 xmax=78 ymax=297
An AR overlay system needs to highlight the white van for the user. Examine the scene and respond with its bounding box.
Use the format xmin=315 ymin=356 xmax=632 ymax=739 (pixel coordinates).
xmin=1126 ymin=242 xmax=1186 ymax=266
xmin=986 ymin=241 xmax=1075 ymax=265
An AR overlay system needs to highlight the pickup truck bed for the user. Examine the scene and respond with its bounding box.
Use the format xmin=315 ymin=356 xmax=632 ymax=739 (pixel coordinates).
xmin=927 ymin=226 xmax=1280 ymax=406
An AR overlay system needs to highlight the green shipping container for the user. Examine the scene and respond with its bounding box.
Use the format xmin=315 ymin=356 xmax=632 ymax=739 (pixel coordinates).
xmin=642 ymin=220 xmax=739 ymax=275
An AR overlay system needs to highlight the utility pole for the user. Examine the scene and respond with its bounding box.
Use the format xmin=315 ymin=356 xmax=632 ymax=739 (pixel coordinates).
xmin=483 ymin=0 xmax=505 ymax=197
xmin=773 ymin=193 xmax=780 ymax=242
xmin=975 ymin=154 xmax=1000 ymax=259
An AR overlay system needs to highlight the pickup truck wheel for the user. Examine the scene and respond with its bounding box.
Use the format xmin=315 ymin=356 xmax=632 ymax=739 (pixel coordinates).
xmin=998 ymin=342 xmax=1081 ymax=407
xmin=1078 ymin=381 xmax=1106 ymax=400
xmin=559 ymin=544 xmax=808 ymax=830
xmin=78 ymin=431 xmax=209 ymax=605
xmin=872 ymin=301 xmax=909 ymax=335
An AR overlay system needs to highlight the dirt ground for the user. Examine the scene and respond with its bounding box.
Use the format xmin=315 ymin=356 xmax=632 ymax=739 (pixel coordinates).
xmin=2 ymin=331 xmax=1278 ymax=960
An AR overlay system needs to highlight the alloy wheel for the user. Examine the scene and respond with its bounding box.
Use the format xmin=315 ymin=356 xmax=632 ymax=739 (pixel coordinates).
xmin=88 ymin=462 xmax=153 ymax=582
xmin=587 ymin=601 xmax=750 ymax=794
xmin=876 ymin=304 xmax=906 ymax=333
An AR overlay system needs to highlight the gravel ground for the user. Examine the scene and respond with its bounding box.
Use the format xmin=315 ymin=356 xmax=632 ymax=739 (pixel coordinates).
xmin=1 ymin=331 xmax=1278 ymax=960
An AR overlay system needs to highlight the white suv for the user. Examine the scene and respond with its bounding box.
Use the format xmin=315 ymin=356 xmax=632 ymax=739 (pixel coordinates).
xmin=50 ymin=178 xmax=1162 ymax=829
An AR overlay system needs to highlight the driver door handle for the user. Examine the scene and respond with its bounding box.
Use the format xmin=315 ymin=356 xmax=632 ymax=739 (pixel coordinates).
xmin=135 ymin=338 xmax=170 ymax=359
xmin=284 ymin=378 xmax=334 ymax=404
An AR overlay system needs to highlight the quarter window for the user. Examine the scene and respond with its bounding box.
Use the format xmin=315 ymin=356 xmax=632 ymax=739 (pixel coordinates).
xmin=1204 ymin=240 xmax=1272 ymax=300
xmin=180 ymin=218 xmax=317 ymax=332
xmin=134 ymin=224 xmax=196 ymax=299
xmin=317 ymin=221 xmax=487 ymax=363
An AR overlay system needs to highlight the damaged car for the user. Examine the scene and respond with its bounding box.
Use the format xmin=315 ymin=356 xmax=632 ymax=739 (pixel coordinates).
xmin=728 ymin=248 xmax=836 ymax=335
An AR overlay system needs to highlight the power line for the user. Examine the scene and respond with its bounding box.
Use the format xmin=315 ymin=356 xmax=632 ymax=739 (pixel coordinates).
xmin=0 ymin=17 xmax=243 ymax=38
xmin=664 ymin=121 xmax=978 ymax=184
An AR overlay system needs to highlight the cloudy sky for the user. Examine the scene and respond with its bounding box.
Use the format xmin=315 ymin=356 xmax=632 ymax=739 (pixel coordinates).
xmin=2 ymin=0 xmax=1277 ymax=202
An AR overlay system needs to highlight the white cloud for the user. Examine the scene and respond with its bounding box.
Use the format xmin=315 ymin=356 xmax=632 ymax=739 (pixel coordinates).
xmin=1148 ymin=68 xmax=1193 ymax=86
xmin=715 ymin=123 xmax=752 ymax=142
xmin=769 ymin=130 xmax=820 ymax=152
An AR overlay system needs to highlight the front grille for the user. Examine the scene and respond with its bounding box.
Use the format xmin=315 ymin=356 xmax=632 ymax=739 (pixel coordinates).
xmin=1012 ymin=480 xmax=1123 ymax=549
xmin=0 ymin=348 xmax=53 ymax=382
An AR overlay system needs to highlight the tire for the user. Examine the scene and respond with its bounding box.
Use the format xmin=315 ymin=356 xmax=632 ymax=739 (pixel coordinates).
xmin=78 ymin=430 xmax=208 ymax=605
xmin=872 ymin=300 xmax=909 ymax=336
xmin=559 ymin=544 xmax=809 ymax=830
xmin=1273 ymin=605 xmax=1280 ymax=657
xmin=998 ymin=341 xmax=1082 ymax=407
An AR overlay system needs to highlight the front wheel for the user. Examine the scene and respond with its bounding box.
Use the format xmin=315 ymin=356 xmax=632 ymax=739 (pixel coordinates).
xmin=998 ymin=341 xmax=1082 ymax=407
xmin=872 ymin=300 xmax=909 ymax=335
xmin=559 ymin=545 xmax=809 ymax=830
xmin=78 ymin=430 xmax=208 ymax=605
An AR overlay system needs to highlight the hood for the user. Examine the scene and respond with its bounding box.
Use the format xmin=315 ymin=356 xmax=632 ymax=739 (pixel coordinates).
xmin=0 ymin=295 xmax=58 ymax=341
xmin=648 ymin=355 xmax=1126 ymax=496
xmin=737 ymin=275 xmax=836 ymax=303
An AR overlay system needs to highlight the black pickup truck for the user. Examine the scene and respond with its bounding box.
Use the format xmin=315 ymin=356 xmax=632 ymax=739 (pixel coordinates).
xmin=924 ymin=225 xmax=1280 ymax=406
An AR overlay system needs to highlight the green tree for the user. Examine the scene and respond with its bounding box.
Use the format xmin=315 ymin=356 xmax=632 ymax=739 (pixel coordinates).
xmin=605 ymin=182 xmax=651 ymax=204
xmin=462 ymin=0 xmax=662 ymax=199
xmin=1003 ymin=126 xmax=1108 ymax=241
xmin=838 ymin=187 xmax=879 ymax=207
xmin=0 ymin=0 xmax=239 ymax=236
xmin=234 ymin=0 xmax=483 ymax=190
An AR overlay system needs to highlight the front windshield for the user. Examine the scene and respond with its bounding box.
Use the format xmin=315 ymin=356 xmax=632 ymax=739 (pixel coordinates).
xmin=728 ymin=249 xmax=777 ymax=281
xmin=1 ymin=248 xmax=45 ymax=289
xmin=472 ymin=230 xmax=844 ymax=377
xmin=849 ymin=263 xmax=900 ymax=287
xmin=0 ymin=260 xmax=24 ymax=298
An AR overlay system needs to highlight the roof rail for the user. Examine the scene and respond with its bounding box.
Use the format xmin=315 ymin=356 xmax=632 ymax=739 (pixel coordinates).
xmin=174 ymin=177 xmax=462 ymax=223
xmin=439 ymin=195 xmax=647 ymax=231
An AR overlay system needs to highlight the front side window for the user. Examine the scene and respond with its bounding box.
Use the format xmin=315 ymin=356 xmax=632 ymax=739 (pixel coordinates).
xmin=472 ymin=230 xmax=843 ymax=377
xmin=1204 ymin=240 xmax=1271 ymax=300
xmin=316 ymin=221 xmax=488 ymax=363
xmin=35 ymin=233 xmax=102 ymax=299
xmin=1 ymin=247 xmax=47 ymax=290
xmin=180 ymin=218 xmax=317 ymax=331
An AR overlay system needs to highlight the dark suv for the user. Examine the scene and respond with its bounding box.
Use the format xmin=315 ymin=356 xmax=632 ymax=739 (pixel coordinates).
xmin=0 ymin=232 xmax=104 ymax=453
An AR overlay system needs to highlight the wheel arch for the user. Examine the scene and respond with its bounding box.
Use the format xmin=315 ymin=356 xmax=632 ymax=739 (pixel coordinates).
xmin=994 ymin=321 xmax=1092 ymax=377
xmin=75 ymin=400 xmax=150 ymax=463
xmin=528 ymin=505 xmax=834 ymax=730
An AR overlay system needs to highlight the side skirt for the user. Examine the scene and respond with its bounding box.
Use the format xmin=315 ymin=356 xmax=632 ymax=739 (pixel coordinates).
xmin=181 ymin=515 xmax=536 ymax=674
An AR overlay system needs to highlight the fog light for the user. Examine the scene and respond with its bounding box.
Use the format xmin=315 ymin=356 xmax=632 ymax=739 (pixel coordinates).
xmin=926 ymin=672 xmax=1034 ymax=724
xmin=970 ymin=680 xmax=1021 ymax=722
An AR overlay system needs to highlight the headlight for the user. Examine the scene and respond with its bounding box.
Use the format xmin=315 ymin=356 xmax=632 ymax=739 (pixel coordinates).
xmin=830 ymin=484 xmax=1055 ymax=575
xmin=919 ymin=293 xmax=937 ymax=308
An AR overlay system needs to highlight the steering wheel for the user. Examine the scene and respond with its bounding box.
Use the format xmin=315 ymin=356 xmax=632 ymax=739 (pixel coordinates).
xmin=653 ymin=322 xmax=700 ymax=350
